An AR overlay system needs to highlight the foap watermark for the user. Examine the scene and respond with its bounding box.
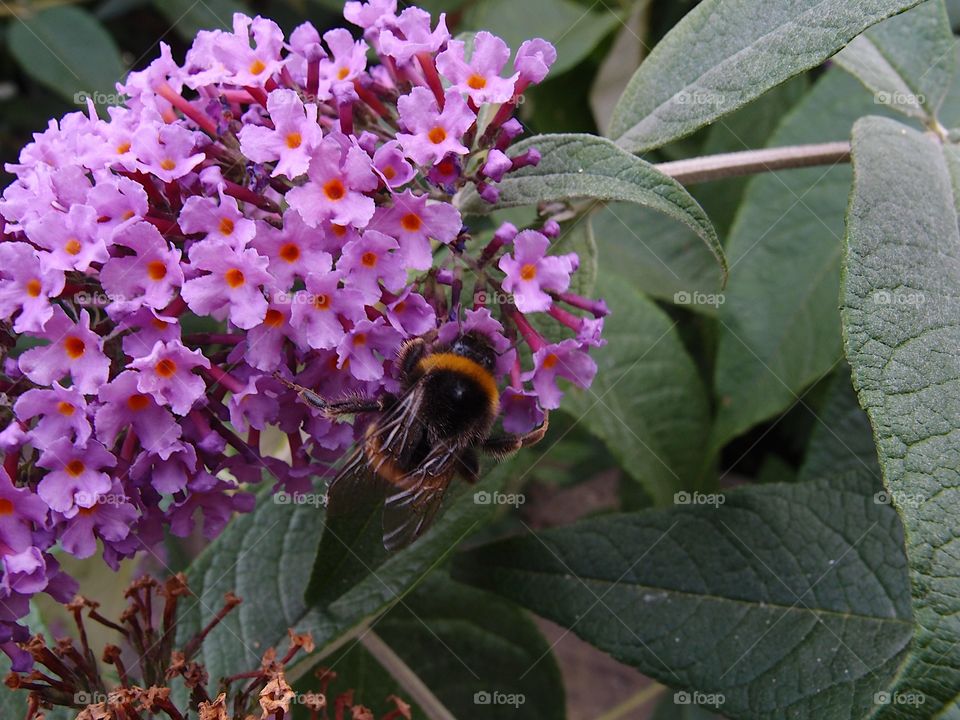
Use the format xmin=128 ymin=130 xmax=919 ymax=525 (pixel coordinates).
xmin=874 ymin=489 xmax=926 ymax=508
xmin=674 ymin=690 xmax=726 ymax=706
xmin=874 ymin=691 xmax=926 ymax=707
xmin=674 ymin=491 xmax=725 ymax=508
xmin=875 ymin=90 xmax=925 ymax=108
xmin=273 ymin=491 xmax=326 ymax=508
xmin=473 ymin=690 xmax=525 ymax=708
xmin=676 ymin=90 xmax=726 ymax=107
xmin=75 ymin=492 xmax=129 ymax=507
xmin=74 ymin=691 xmax=110 ymax=705
xmin=473 ymin=289 xmax=515 ymax=306
xmin=872 ymin=289 xmax=925 ymax=307
xmin=674 ymin=291 xmax=725 ymax=308
xmin=74 ymin=290 xmax=115 ymax=307
xmin=473 ymin=490 xmax=525 ymax=507
xmin=74 ymin=90 xmax=126 ymax=106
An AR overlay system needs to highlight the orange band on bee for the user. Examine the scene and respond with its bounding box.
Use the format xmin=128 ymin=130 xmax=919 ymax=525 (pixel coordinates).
xmin=415 ymin=353 xmax=499 ymax=409
xmin=364 ymin=425 xmax=417 ymax=489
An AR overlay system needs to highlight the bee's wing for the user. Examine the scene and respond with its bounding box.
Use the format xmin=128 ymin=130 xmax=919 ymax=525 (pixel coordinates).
xmin=381 ymin=443 xmax=464 ymax=551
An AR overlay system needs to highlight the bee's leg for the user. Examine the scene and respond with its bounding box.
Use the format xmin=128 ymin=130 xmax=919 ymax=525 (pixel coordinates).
xmin=455 ymin=448 xmax=481 ymax=483
xmin=480 ymin=411 xmax=550 ymax=460
xmin=273 ymin=374 xmax=385 ymax=416
xmin=396 ymin=336 xmax=429 ymax=383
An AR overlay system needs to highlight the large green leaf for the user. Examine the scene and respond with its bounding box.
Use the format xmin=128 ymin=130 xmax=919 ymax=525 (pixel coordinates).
xmin=711 ymin=71 xmax=891 ymax=448
xmin=462 ymin=0 xmax=619 ymax=77
xmin=842 ymin=115 xmax=960 ymax=718
xmin=834 ymin=0 xmax=956 ymax=122
xmin=176 ymin=462 xmax=516 ymax=689
xmin=7 ymin=6 xmax=125 ymax=108
xmin=607 ymin=0 xmax=924 ymax=153
xmin=455 ymin=473 xmax=913 ymax=719
xmin=562 ymin=274 xmax=711 ymax=504
xmin=459 ymin=134 xmax=726 ymax=279
xmin=151 ymin=0 xmax=251 ymax=40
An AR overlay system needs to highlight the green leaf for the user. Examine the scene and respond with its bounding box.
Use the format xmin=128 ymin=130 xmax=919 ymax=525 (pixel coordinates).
xmin=176 ymin=462 xmax=517 ymax=689
xmin=334 ymin=573 xmax=565 ymax=719
xmin=711 ymin=70 xmax=889 ymax=449
xmin=454 ymin=474 xmax=913 ymax=719
xmin=462 ymin=0 xmax=619 ymax=77
xmin=562 ymin=274 xmax=711 ymax=504
xmin=458 ymin=134 xmax=726 ymax=281
xmin=842 ymin=114 xmax=960 ymax=718
xmin=7 ymin=6 xmax=125 ymax=108
xmin=834 ymin=0 xmax=955 ymax=122
xmin=607 ymin=0 xmax=924 ymax=152
xmin=151 ymin=0 xmax=251 ymax=40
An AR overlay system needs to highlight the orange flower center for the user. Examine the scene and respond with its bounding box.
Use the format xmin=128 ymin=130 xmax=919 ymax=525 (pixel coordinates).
xmin=0 ymin=499 xmax=13 ymax=516
xmin=542 ymin=353 xmax=559 ymax=369
xmin=285 ymin=132 xmax=302 ymax=149
xmin=25 ymin=278 xmax=42 ymax=297
xmin=361 ymin=251 xmax=378 ymax=267
xmin=427 ymin=126 xmax=447 ymax=144
xmin=337 ymin=67 xmax=350 ymax=80
xmin=56 ymin=401 xmax=75 ymax=416
xmin=219 ymin=217 xmax=235 ymax=236
xmin=323 ymin=179 xmax=346 ymax=201
xmin=400 ymin=213 xmax=422 ymax=232
xmin=520 ymin=263 xmax=537 ymax=281
xmin=151 ymin=318 xmax=169 ymax=330
xmin=155 ymin=358 xmax=177 ymax=378
xmin=467 ymin=74 xmax=487 ymax=90
xmin=437 ymin=158 xmax=455 ymax=175
xmin=249 ymin=59 xmax=267 ymax=75
xmin=147 ymin=260 xmax=167 ymax=280
xmin=394 ymin=301 xmax=406 ymax=313
xmin=331 ymin=224 xmax=347 ymax=237
xmin=225 ymin=268 xmax=245 ymax=288
xmin=160 ymin=158 xmax=176 ymax=171
xmin=64 ymin=336 xmax=85 ymax=359
xmin=279 ymin=243 xmax=300 ymax=262
xmin=353 ymin=333 xmax=367 ymax=346
xmin=65 ymin=460 xmax=85 ymax=477
xmin=383 ymin=165 xmax=396 ymax=180
xmin=116 ymin=142 xmax=131 ymax=155
xmin=64 ymin=238 xmax=82 ymax=256
xmin=127 ymin=394 xmax=150 ymax=411
xmin=314 ymin=294 xmax=330 ymax=310
xmin=121 ymin=210 xmax=135 ymax=220
xmin=264 ymin=309 xmax=284 ymax=327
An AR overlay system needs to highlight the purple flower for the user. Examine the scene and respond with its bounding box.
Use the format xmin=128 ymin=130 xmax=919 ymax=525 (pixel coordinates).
xmin=289 ymin=272 xmax=366 ymax=350
xmin=36 ymin=438 xmax=116 ymax=516
xmin=378 ymin=7 xmax=449 ymax=64
xmin=483 ymin=149 xmax=513 ymax=182
xmin=13 ymin=383 xmax=92 ymax=450
xmin=523 ymin=339 xmax=598 ymax=409
xmin=373 ymin=140 xmax=415 ymax=188
xmin=499 ymin=230 xmax=577 ymax=313
xmin=320 ymin=28 xmax=369 ymax=88
xmin=0 ymin=469 xmax=48 ymax=555
xmin=0 ymin=241 xmax=64 ymax=332
xmin=515 ymin=38 xmax=557 ymax=84
xmin=181 ymin=241 xmax=272 ymax=329
xmin=500 ymin=387 xmax=545 ymax=434
xmin=239 ymin=89 xmax=323 ymax=178
xmin=370 ymin=189 xmax=461 ymax=270
xmin=344 ymin=0 xmax=397 ymax=32
xmin=337 ymin=316 xmax=402 ymax=381
xmin=59 ymin=482 xmax=138 ymax=559
xmin=337 ymin=230 xmax=407 ymax=303
xmin=25 ymin=203 xmax=105 ymax=272
xmin=95 ymin=371 xmax=182 ymax=456
xmin=287 ymin=134 xmax=378 ymax=228
xmin=243 ymin=301 xmax=295 ymax=371
xmin=397 ymin=88 xmax=475 ymax=166
xmin=228 ymin=374 xmax=279 ymax=432
xmin=437 ymin=32 xmax=518 ymax=105
xmin=130 ymin=339 xmax=210 ymax=415
xmin=100 ymin=221 xmax=184 ymax=311
xmin=119 ymin=308 xmax=180 ymax=359
xmin=167 ymin=472 xmax=255 ymax=540
xmin=386 ymin=288 xmax=436 ymax=336
xmin=178 ymin=191 xmax=256 ymax=250
xmin=132 ymin=114 xmax=204 ymax=182
xmin=252 ymin=210 xmax=333 ymax=288
xmin=18 ymin=307 xmax=110 ymax=394
xmin=130 ymin=441 xmax=196 ymax=494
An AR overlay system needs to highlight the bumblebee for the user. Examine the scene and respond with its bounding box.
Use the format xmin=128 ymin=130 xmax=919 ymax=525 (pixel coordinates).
xmin=279 ymin=331 xmax=548 ymax=549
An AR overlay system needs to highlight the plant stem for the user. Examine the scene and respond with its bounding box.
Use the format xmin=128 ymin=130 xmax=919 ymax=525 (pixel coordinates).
xmin=359 ymin=630 xmax=456 ymax=720
xmin=655 ymin=141 xmax=851 ymax=185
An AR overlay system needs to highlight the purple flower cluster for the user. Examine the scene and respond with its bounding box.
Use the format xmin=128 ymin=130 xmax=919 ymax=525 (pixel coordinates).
xmin=0 ymin=1 xmax=607 ymax=667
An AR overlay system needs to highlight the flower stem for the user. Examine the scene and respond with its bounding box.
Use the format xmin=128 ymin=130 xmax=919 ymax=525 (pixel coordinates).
xmin=655 ymin=141 xmax=851 ymax=185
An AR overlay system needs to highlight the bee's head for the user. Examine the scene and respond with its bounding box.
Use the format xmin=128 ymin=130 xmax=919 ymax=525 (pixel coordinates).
xmin=449 ymin=331 xmax=496 ymax=372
